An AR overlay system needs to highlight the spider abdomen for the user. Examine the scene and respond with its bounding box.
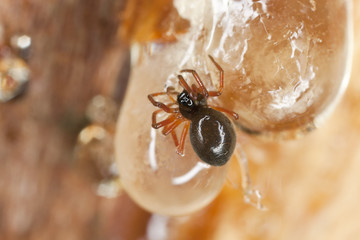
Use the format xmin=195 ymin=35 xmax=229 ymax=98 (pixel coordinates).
xmin=190 ymin=108 xmax=236 ymax=166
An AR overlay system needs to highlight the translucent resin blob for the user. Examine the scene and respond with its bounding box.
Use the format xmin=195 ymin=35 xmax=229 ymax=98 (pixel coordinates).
xmin=115 ymin=0 xmax=351 ymax=215
xmin=115 ymin=51 xmax=228 ymax=215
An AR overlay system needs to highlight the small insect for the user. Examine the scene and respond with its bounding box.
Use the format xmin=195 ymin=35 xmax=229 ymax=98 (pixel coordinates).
xmin=148 ymin=55 xmax=239 ymax=166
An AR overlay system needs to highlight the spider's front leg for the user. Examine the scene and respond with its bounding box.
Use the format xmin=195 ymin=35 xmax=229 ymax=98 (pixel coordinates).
xmin=177 ymin=75 xmax=197 ymax=99
xmin=180 ymin=69 xmax=209 ymax=98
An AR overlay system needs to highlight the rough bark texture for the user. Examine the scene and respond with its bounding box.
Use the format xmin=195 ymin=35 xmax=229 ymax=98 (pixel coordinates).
xmin=0 ymin=1 xmax=150 ymax=240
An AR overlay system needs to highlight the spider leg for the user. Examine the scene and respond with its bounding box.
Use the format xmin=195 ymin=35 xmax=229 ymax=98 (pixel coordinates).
xmin=166 ymin=86 xmax=179 ymax=94
xmin=148 ymin=92 xmax=179 ymax=113
xmin=208 ymin=105 xmax=239 ymax=120
xmin=180 ymin=69 xmax=209 ymax=98
xmin=177 ymin=75 xmax=196 ymax=99
xmin=152 ymin=109 xmax=164 ymax=126
xmin=171 ymin=130 xmax=179 ymax=147
xmin=207 ymin=55 xmax=224 ymax=97
xmin=166 ymin=87 xmax=180 ymax=103
xmin=152 ymin=111 xmax=177 ymax=129
xmin=162 ymin=118 xmax=184 ymax=136
xmin=176 ymin=121 xmax=191 ymax=156
xmin=151 ymin=108 xmax=183 ymax=150
xmin=191 ymin=84 xmax=198 ymax=94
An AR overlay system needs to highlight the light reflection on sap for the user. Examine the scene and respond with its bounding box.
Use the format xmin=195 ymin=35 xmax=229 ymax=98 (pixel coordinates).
xmin=172 ymin=162 xmax=211 ymax=185
xmin=148 ymin=127 xmax=212 ymax=186
xmin=149 ymin=128 xmax=158 ymax=171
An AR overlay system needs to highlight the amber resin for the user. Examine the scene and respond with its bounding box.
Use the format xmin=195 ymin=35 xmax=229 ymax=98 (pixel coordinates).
xmin=115 ymin=0 xmax=352 ymax=215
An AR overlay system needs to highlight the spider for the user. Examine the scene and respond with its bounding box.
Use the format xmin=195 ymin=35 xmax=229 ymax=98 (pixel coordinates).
xmin=148 ymin=55 xmax=239 ymax=166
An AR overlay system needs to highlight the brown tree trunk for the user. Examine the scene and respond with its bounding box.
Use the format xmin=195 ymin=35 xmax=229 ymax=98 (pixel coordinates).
xmin=0 ymin=1 xmax=149 ymax=239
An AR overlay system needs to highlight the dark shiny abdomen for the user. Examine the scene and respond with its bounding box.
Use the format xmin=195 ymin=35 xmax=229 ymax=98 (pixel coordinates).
xmin=189 ymin=108 xmax=236 ymax=166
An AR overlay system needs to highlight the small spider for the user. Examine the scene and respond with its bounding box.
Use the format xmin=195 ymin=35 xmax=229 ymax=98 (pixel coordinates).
xmin=148 ymin=55 xmax=239 ymax=166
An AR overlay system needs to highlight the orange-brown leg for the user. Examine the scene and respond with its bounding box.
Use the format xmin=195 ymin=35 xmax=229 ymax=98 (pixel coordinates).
xmin=162 ymin=118 xmax=184 ymax=136
xmin=157 ymin=117 xmax=184 ymax=153
xmin=176 ymin=121 xmax=190 ymax=156
xmin=180 ymin=69 xmax=209 ymax=98
xmin=151 ymin=103 xmax=178 ymax=125
xmin=209 ymin=105 xmax=239 ymax=120
xmin=152 ymin=112 xmax=177 ymax=129
xmin=177 ymin=75 xmax=196 ymax=99
xmin=171 ymin=130 xmax=179 ymax=148
xmin=148 ymin=92 xmax=179 ymax=113
xmin=192 ymin=83 xmax=205 ymax=96
xmin=166 ymin=87 xmax=179 ymax=103
xmin=207 ymin=55 xmax=224 ymax=97
xmin=152 ymin=109 xmax=164 ymax=127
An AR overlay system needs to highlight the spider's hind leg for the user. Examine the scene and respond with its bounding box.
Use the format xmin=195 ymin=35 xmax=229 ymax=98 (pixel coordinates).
xmin=207 ymin=55 xmax=224 ymax=97
xmin=208 ymin=105 xmax=239 ymax=120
